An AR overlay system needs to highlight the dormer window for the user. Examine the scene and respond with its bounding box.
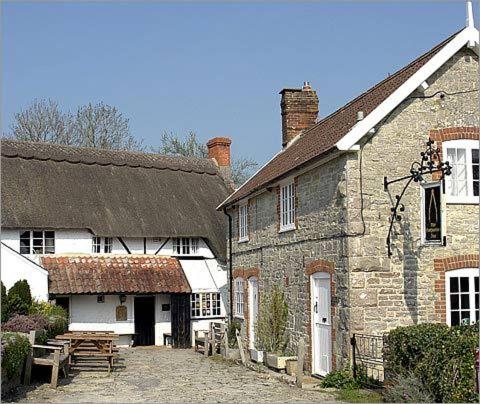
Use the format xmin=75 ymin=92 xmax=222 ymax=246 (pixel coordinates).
xmin=172 ymin=238 xmax=199 ymax=255
xmin=92 ymin=237 xmax=113 ymax=253
xmin=20 ymin=230 xmax=55 ymax=254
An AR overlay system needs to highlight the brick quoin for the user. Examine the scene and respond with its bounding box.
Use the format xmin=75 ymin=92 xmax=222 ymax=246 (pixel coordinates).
xmin=305 ymin=259 xmax=336 ymax=373
xmin=434 ymin=254 xmax=479 ymax=323
xmin=233 ymin=268 xmax=260 ymax=349
xmin=429 ymin=127 xmax=480 ymax=180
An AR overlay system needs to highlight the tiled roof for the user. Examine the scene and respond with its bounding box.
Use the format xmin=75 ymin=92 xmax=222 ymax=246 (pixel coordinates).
xmin=220 ymin=30 xmax=460 ymax=208
xmin=42 ymin=255 xmax=191 ymax=294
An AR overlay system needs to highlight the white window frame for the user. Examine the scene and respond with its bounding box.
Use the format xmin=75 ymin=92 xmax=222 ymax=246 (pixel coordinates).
xmin=420 ymin=181 xmax=444 ymax=245
xmin=234 ymin=278 xmax=244 ymax=318
xmin=445 ymin=268 xmax=479 ymax=326
xmin=279 ymin=179 xmax=296 ymax=232
xmin=238 ymin=203 xmax=249 ymax=242
xmin=20 ymin=230 xmax=55 ymax=255
xmin=172 ymin=238 xmax=199 ymax=256
xmin=443 ymin=139 xmax=479 ymax=204
xmin=190 ymin=292 xmax=222 ymax=318
xmin=92 ymin=237 xmax=113 ymax=253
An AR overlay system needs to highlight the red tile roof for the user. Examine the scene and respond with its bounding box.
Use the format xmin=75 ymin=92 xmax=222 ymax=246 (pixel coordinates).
xmin=220 ymin=30 xmax=460 ymax=208
xmin=42 ymin=255 xmax=191 ymax=294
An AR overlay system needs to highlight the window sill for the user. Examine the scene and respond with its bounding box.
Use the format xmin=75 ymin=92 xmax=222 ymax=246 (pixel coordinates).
xmin=238 ymin=238 xmax=249 ymax=244
xmin=191 ymin=315 xmax=225 ymax=320
xmin=446 ymin=196 xmax=479 ymax=205
xmin=234 ymin=315 xmax=244 ymax=320
xmin=421 ymin=241 xmax=443 ymax=247
xmin=279 ymin=225 xmax=296 ymax=233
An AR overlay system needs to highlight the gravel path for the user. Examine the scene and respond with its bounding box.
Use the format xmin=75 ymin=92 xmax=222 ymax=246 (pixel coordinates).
xmin=7 ymin=347 xmax=337 ymax=403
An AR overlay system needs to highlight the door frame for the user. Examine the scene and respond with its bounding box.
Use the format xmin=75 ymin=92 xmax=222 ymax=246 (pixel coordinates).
xmin=310 ymin=272 xmax=332 ymax=376
xmin=248 ymin=277 xmax=259 ymax=350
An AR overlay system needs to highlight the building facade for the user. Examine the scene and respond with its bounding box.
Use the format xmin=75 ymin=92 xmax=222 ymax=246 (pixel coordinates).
xmin=220 ymin=23 xmax=479 ymax=375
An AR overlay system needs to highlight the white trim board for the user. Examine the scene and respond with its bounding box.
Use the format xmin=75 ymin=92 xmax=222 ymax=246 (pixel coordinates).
xmin=336 ymin=26 xmax=479 ymax=152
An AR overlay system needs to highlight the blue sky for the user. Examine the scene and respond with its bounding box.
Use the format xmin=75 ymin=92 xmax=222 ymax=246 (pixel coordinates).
xmin=2 ymin=2 xmax=477 ymax=165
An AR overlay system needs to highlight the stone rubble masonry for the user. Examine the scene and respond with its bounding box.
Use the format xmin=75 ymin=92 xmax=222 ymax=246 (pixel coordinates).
xmin=229 ymin=47 xmax=479 ymax=374
xmin=280 ymin=83 xmax=319 ymax=147
xmin=434 ymin=254 xmax=479 ymax=322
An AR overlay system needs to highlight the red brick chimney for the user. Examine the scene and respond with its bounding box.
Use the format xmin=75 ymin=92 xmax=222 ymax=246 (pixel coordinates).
xmin=207 ymin=137 xmax=232 ymax=182
xmin=280 ymin=82 xmax=319 ymax=147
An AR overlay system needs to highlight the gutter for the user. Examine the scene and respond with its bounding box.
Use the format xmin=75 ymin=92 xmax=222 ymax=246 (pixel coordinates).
xmin=223 ymin=207 xmax=234 ymax=321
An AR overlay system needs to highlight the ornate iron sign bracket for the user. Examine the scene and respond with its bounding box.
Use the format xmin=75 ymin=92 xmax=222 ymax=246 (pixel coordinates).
xmin=383 ymin=139 xmax=452 ymax=257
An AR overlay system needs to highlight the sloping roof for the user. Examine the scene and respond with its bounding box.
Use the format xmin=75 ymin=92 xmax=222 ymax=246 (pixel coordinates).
xmin=1 ymin=140 xmax=230 ymax=259
xmin=219 ymin=29 xmax=463 ymax=208
xmin=42 ymin=255 xmax=191 ymax=294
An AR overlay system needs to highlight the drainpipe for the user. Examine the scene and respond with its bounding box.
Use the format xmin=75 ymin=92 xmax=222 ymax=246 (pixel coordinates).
xmin=223 ymin=207 xmax=234 ymax=322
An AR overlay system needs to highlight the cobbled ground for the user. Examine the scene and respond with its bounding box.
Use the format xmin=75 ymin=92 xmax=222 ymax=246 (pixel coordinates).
xmin=7 ymin=347 xmax=338 ymax=403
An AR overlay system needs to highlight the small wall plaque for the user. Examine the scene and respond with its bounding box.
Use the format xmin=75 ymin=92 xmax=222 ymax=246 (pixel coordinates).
xmin=116 ymin=305 xmax=127 ymax=321
xmin=162 ymin=304 xmax=170 ymax=312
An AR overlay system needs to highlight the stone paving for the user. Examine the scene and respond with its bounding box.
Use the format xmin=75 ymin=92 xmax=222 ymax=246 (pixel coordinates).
xmin=8 ymin=347 xmax=338 ymax=403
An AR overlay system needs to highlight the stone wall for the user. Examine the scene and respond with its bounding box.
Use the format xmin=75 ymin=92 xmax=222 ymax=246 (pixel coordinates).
xmin=347 ymin=47 xmax=479 ymax=334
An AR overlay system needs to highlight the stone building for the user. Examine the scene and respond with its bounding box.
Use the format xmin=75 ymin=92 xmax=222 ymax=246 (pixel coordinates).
xmin=219 ymin=16 xmax=479 ymax=375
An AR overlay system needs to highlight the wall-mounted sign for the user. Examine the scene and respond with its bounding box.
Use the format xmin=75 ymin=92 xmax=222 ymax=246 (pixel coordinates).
xmin=116 ymin=305 xmax=127 ymax=321
xmin=424 ymin=183 xmax=442 ymax=242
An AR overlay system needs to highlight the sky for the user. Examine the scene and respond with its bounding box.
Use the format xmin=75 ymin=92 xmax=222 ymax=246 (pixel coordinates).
xmin=2 ymin=1 xmax=478 ymax=165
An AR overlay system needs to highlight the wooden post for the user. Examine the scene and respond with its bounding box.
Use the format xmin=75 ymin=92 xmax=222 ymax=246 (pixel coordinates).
xmin=296 ymin=338 xmax=305 ymax=388
xmin=236 ymin=329 xmax=246 ymax=364
xmin=204 ymin=331 xmax=210 ymax=357
xmin=51 ymin=349 xmax=60 ymax=388
xmin=223 ymin=324 xmax=229 ymax=358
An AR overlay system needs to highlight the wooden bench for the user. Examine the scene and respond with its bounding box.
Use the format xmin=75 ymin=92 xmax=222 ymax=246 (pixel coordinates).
xmin=194 ymin=322 xmax=226 ymax=355
xmin=24 ymin=331 xmax=70 ymax=389
xmin=194 ymin=330 xmax=209 ymax=353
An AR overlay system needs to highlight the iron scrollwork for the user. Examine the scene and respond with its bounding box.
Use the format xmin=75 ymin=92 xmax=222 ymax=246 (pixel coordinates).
xmin=383 ymin=138 xmax=452 ymax=257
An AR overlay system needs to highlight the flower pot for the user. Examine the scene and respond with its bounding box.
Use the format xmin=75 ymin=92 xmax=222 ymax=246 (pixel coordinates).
xmin=250 ymin=348 xmax=264 ymax=363
xmin=285 ymin=359 xmax=298 ymax=376
xmin=266 ymin=353 xmax=297 ymax=370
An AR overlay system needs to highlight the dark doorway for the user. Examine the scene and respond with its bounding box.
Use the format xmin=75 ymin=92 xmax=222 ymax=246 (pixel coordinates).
xmin=171 ymin=294 xmax=191 ymax=348
xmin=134 ymin=296 xmax=155 ymax=346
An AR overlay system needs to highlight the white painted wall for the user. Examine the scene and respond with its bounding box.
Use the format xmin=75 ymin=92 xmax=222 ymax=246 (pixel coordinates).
xmin=155 ymin=294 xmax=171 ymax=346
xmin=1 ymin=243 xmax=49 ymax=301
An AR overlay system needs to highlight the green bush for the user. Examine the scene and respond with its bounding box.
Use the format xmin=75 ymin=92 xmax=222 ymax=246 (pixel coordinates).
xmin=1 ymin=281 xmax=8 ymax=322
xmin=7 ymin=280 xmax=32 ymax=316
xmin=29 ymin=300 xmax=68 ymax=338
xmin=383 ymin=373 xmax=434 ymax=403
xmin=255 ymin=285 xmax=289 ymax=354
xmin=320 ymin=368 xmax=359 ymax=389
xmin=1 ymin=332 xmax=30 ymax=380
xmin=384 ymin=323 xmax=477 ymax=402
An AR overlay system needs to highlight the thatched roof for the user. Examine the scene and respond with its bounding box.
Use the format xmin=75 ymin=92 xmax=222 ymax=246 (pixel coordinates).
xmin=1 ymin=140 xmax=230 ymax=259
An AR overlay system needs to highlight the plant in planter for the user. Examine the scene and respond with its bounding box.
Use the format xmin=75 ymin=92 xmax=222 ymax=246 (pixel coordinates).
xmin=255 ymin=285 xmax=294 ymax=370
xmin=220 ymin=321 xmax=241 ymax=360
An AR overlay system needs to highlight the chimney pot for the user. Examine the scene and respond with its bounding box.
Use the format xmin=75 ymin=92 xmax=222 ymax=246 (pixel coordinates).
xmin=207 ymin=137 xmax=232 ymax=181
xmin=280 ymin=82 xmax=319 ymax=147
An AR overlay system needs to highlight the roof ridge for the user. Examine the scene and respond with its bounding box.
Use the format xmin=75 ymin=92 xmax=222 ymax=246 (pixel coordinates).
xmin=1 ymin=138 xmax=220 ymax=176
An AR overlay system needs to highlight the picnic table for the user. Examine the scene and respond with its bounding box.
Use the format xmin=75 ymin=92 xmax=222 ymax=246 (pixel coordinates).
xmin=56 ymin=332 xmax=119 ymax=372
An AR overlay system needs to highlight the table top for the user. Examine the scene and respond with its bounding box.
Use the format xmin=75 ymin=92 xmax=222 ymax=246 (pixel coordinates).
xmin=56 ymin=333 xmax=119 ymax=341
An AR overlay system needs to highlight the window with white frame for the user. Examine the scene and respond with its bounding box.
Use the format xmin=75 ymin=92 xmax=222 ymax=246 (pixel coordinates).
xmin=446 ymin=268 xmax=479 ymax=326
xmin=238 ymin=203 xmax=249 ymax=242
xmin=172 ymin=238 xmax=199 ymax=255
xmin=20 ymin=230 xmax=55 ymax=254
xmin=190 ymin=293 xmax=222 ymax=318
xmin=421 ymin=182 xmax=443 ymax=244
xmin=280 ymin=180 xmax=296 ymax=231
xmin=444 ymin=140 xmax=479 ymax=203
xmin=234 ymin=278 xmax=244 ymax=317
xmin=92 ymin=237 xmax=113 ymax=253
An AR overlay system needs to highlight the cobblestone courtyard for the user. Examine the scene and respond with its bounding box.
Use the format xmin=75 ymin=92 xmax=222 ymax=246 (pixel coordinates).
xmin=8 ymin=347 xmax=337 ymax=403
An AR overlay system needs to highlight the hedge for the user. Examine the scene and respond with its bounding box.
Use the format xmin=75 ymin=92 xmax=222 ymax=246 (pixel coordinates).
xmin=384 ymin=323 xmax=478 ymax=402
xmin=1 ymin=332 xmax=30 ymax=380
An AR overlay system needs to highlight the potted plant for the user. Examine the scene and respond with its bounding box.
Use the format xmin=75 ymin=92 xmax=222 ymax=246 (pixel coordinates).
xmin=256 ymin=285 xmax=295 ymax=370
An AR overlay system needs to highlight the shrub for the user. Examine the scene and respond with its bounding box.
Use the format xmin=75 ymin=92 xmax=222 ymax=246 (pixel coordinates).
xmin=320 ymin=368 xmax=359 ymax=390
xmin=384 ymin=323 xmax=477 ymax=402
xmin=1 ymin=332 xmax=30 ymax=380
xmin=2 ymin=314 xmax=49 ymax=335
xmin=227 ymin=321 xmax=241 ymax=348
xmin=1 ymin=281 xmax=8 ymax=322
xmin=7 ymin=280 xmax=32 ymax=316
xmin=29 ymin=300 xmax=68 ymax=338
xmin=255 ymin=285 xmax=289 ymax=354
xmin=383 ymin=373 xmax=434 ymax=403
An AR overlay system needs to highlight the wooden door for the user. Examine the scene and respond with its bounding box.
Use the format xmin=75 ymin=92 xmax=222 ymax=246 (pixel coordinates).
xmin=171 ymin=294 xmax=191 ymax=348
xmin=134 ymin=296 xmax=155 ymax=346
xmin=311 ymin=273 xmax=331 ymax=376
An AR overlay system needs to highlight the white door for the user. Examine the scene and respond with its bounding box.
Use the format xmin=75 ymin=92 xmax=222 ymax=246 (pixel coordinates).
xmin=311 ymin=273 xmax=331 ymax=376
xmin=248 ymin=277 xmax=259 ymax=349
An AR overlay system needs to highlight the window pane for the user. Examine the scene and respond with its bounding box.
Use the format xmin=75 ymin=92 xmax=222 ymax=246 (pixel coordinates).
xmin=460 ymin=277 xmax=469 ymax=292
xmin=474 ymin=181 xmax=479 ymax=197
xmin=44 ymin=231 xmax=54 ymax=239
xmin=44 ymin=246 xmax=55 ymax=254
xmin=451 ymin=311 xmax=460 ymax=326
xmin=450 ymin=294 xmax=459 ymax=310
xmin=461 ymin=294 xmax=470 ymax=309
xmin=475 ymin=277 xmax=479 ymax=293
xmin=450 ymin=277 xmax=459 ymax=293
xmin=472 ymin=149 xmax=479 ymax=164
xmin=20 ymin=234 xmax=30 ymax=254
xmin=32 ymin=231 xmax=43 ymax=239
xmin=460 ymin=311 xmax=470 ymax=325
